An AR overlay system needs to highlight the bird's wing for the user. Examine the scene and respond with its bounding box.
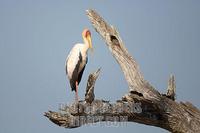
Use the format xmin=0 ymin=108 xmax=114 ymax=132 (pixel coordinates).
xmin=77 ymin=62 xmax=86 ymax=84
xmin=65 ymin=44 xmax=81 ymax=76
xmin=77 ymin=55 xmax=88 ymax=83
xmin=70 ymin=51 xmax=85 ymax=91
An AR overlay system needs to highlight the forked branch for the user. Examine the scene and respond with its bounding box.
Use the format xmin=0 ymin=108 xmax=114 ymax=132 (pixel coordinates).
xmin=45 ymin=9 xmax=200 ymax=133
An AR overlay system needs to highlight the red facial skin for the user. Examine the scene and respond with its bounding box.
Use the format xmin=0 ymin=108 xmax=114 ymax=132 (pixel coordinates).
xmin=82 ymin=29 xmax=91 ymax=38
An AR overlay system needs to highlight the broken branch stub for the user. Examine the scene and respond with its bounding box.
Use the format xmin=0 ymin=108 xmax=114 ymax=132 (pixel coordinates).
xmin=85 ymin=68 xmax=101 ymax=104
xmin=166 ymin=74 xmax=176 ymax=100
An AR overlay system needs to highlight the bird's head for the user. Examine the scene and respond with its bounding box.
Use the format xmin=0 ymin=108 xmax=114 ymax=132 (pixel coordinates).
xmin=82 ymin=28 xmax=93 ymax=52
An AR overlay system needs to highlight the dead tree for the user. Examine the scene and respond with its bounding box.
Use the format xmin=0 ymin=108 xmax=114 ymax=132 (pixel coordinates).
xmin=44 ymin=9 xmax=200 ymax=133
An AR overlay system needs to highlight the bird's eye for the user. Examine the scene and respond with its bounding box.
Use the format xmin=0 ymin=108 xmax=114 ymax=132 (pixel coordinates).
xmin=85 ymin=31 xmax=91 ymax=37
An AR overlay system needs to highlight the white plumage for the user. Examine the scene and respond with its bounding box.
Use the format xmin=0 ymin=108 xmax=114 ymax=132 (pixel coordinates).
xmin=65 ymin=29 xmax=93 ymax=102
xmin=66 ymin=44 xmax=87 ymax=80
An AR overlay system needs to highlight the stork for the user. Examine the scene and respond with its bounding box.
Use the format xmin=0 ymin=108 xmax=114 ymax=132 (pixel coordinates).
xmin=65 ymin=29 xmax=93 ymax=102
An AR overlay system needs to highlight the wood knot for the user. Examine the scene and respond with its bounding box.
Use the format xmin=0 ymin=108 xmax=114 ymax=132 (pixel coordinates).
xmin=130 ymin=90 xmax=143 ymax=97
xmin=110 ymin=35 xmax=120 ymax=47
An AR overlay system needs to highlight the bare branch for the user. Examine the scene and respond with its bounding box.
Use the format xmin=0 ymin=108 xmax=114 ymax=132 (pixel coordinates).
xmin=44 ymin=9 xmax=200 ymax=133
xmin=44 ymin=96 xmax=200 ymax=132
xmin=86 ymin=9 xmax=160 ymax=101
xmin=85 ymin=68 xmax=101 ymax=104
xmin=44 ymin=99 xmax=169 ymax=129
xmin=166 ymin=75 xmax=176 ymax=100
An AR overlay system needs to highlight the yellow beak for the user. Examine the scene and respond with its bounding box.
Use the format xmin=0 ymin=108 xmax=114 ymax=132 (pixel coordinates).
xmin=87 ymin=35 xmax=94 ymax=53
xmin=87 ymin=35 xmax=92 ymax=48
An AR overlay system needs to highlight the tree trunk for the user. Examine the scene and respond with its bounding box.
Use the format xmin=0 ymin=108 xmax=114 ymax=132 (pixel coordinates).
xmin=44 ymin=9 xmax=200 ymax=133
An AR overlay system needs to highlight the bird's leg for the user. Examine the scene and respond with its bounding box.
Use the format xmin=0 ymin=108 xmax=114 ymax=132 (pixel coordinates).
xmin=75 ymin=81 xmax=79 ymax=103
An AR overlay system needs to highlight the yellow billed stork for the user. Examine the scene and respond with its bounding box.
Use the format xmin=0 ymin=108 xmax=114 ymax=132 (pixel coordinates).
xmin=65 ymin=29 xmax=93 ymax=102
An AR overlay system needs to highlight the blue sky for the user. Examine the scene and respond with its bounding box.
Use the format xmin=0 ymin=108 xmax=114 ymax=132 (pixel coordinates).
xmin=0 ymin=0 xmax=199 ymax=133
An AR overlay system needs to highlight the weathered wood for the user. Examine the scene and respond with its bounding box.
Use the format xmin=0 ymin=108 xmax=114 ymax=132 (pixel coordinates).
xmin=166 ymin=75 xmax=176 ymax=100
xmin=45 ymin=94 xmax=200 ymax=132
xmin=86 ymin=9 xmax=161 ymax=102
xmin=44 ymin=98 xmax=163 ymax=128
xmin=85 ymin=68 xmax=101 ymax=104
xmin=45 ymin=9 xmax=200 ymax=133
